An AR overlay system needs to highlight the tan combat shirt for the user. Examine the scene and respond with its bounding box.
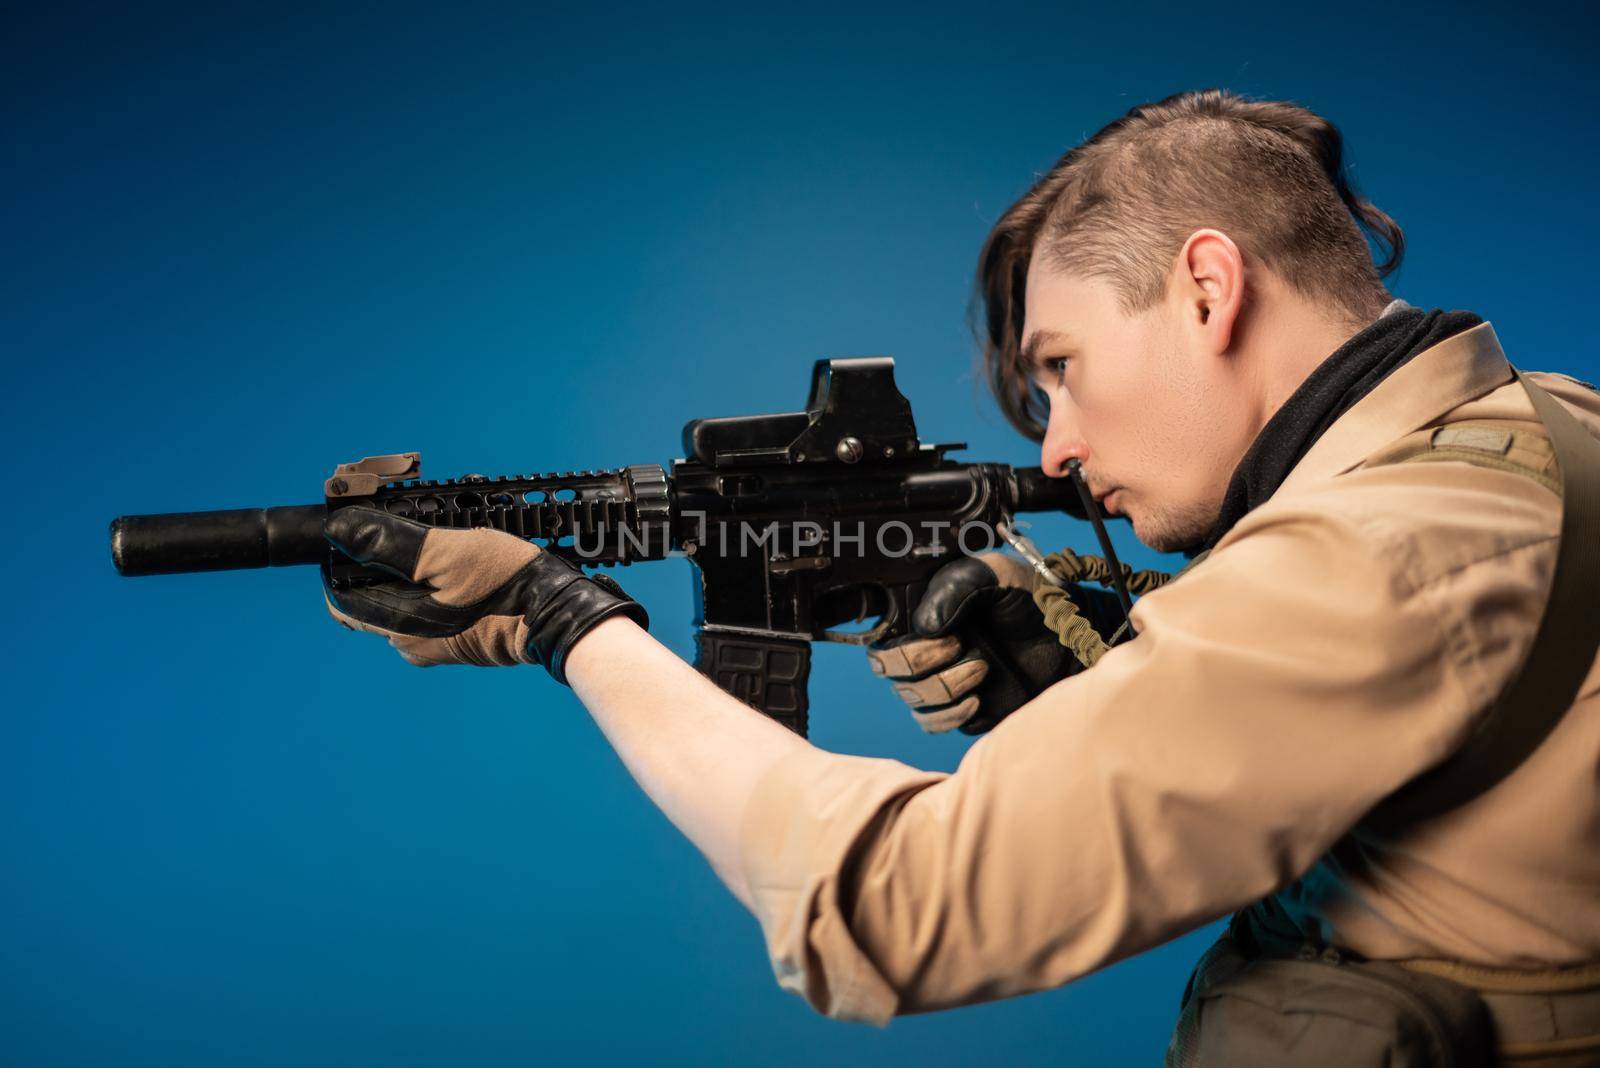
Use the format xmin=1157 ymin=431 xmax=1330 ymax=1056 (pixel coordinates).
xmin=734 ymin=323 xmax=1600 ymax=1025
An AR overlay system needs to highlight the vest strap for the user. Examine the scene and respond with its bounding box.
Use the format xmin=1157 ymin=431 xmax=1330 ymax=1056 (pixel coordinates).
xmin=1371 ymin=372 xmax=1600 ymax=825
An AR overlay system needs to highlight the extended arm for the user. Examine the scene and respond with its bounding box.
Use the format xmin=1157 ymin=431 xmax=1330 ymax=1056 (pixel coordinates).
xmin=565 ymin=617 xmax=807 ymax=909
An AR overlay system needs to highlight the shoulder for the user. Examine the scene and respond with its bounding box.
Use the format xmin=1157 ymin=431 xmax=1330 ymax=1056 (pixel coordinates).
xmin=1221 ymin=371 xmax=1582 ymax=596
xmin=1238 ymin=445 xmax=1558 ymax=599
xmin=1188 ymin=379 xmax=1581 ymax=708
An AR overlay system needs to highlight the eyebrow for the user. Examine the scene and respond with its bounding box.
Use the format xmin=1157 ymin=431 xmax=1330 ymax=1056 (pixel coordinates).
xmin=1019 ymin=329 xmax=1074 ymax=369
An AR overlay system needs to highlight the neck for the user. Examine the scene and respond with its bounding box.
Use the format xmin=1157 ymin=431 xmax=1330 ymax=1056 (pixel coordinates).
xmin=1237 ymin=281 xmax=1381 ymax=440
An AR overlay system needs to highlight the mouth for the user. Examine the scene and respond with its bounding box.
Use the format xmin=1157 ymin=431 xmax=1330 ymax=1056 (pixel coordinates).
xmin=1064 ymin=461 xmax=1123 ymax=517
xmin=1097 ymin=487 xmax=1124 ymax=515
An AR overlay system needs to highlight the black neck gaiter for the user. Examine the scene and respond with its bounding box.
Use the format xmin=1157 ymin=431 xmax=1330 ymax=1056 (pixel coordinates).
xmin=1196 ymin=306 xmax=1484 ymax=553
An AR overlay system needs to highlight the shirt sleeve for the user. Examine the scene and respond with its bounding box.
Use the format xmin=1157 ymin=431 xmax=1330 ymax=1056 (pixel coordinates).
xmin=735 ymin=489 xmax=1519 ymax=1024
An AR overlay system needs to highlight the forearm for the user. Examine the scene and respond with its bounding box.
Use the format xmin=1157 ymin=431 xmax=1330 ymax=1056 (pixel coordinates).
xmin=564 ymin=616 xmax=809 ymax=909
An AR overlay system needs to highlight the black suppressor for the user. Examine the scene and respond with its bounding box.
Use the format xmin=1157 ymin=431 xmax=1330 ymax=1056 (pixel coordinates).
xmin=111 ymin=505 xmax=329 ymax=576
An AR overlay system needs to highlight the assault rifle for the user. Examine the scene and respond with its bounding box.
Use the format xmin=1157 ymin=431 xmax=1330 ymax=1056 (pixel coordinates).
xmin=110 ymin=358 xmax=1087 ymax=737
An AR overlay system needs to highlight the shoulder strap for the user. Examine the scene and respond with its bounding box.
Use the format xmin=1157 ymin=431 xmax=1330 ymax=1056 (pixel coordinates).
xmin=1372 ymin=371 xmax=1600 ymax=825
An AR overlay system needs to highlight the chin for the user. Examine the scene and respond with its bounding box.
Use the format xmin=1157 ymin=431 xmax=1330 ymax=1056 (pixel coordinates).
xmin=1121 ymin=507 xmax=1151 ymax=543
xmin=1126 ymin=513 xmax=1161 ymax=549
xmin=1125 ymin=502 xmax=1203 ymax=555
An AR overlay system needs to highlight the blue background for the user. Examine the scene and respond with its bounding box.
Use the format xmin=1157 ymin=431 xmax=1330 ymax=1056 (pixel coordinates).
xmin=6 ymin=3 xmax=1597 ymax=1065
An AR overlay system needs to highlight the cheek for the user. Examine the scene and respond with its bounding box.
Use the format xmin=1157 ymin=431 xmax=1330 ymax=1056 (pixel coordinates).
xmin=1081 ymin=347 xmax=1169 ymax=461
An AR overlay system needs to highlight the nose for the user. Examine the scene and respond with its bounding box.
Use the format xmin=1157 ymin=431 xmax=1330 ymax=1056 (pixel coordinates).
xmin=1039 ymin=402 xmax=1088 ymax=478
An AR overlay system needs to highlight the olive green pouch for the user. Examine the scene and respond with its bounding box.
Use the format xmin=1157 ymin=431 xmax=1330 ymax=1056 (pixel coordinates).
xmin=1167 ymin=932 xmax=1493 ymax=1067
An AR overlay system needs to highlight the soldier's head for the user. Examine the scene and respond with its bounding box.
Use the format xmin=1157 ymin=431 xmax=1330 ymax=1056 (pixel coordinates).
xmin=978 ymin=89 xmax=1403 ymax=552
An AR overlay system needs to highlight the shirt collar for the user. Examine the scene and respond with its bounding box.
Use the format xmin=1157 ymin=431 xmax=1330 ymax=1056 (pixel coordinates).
xmin=1277 ymin=321 xmax=1515 ymax=496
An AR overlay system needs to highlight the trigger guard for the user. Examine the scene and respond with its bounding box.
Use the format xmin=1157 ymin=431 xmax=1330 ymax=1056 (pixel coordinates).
xmin=820 ymin=618 xmax=895 ymax=647
xmin=819 ymin=585 xmax=899 ymax=647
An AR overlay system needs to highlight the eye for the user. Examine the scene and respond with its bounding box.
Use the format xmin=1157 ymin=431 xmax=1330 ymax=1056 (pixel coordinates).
xmin=1041 ymin=356 xmax=1072 ymax=387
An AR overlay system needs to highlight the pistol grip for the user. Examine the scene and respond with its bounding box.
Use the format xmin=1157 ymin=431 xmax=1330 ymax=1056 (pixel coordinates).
xmin=693 ymin=626 xmax=811 ymax=738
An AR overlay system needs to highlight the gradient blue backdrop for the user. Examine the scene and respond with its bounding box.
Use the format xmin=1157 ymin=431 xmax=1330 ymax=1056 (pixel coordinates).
xmin=6 ymin=3 xmax=1597 ymax=1065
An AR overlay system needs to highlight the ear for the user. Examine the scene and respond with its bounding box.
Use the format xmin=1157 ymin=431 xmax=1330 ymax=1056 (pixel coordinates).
xmin=1174 ymin=229 xmax=1245 ymax=354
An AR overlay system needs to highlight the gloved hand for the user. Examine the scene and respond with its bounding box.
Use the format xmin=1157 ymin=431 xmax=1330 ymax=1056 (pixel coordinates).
xmin=321 ymin=506 xmax=648 ymax=682
xmin=866 ymin=553 xmax=1123 ymax=735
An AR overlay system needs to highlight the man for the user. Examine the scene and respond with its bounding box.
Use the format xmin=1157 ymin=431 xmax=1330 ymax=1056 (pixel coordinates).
xmin=322 ymin=90 xmax=1600 ymax=1062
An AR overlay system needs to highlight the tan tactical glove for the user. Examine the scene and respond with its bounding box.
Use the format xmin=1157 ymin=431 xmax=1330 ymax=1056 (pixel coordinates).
xmin=322 ymin=506 xmax=647 ymax=682
xmin=867 ymin=553 xmax=1119 ymax=734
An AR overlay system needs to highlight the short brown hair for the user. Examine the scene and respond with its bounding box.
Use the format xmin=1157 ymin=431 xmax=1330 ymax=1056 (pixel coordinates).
xmin=977 ymin=89 xmax=1405 ymax=441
